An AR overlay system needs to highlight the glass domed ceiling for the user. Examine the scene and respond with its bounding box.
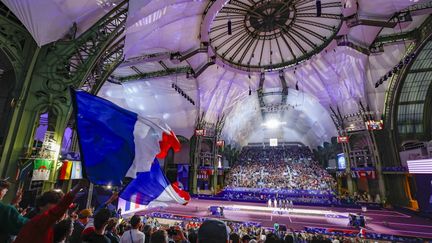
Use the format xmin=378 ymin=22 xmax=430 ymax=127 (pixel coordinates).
xmin=208 ymin=0 xmax=343 ymax=71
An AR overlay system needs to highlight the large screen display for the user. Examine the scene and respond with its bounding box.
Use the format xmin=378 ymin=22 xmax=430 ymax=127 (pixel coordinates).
xmin=337 ymin=153 xmax=346 ymax=170
xmin=365 ymin=120 xmax=383 ymax=130
xmin=407 ymin=159 xmax=432 ymax=174
xmin=269 ymin=138 xmax=278 ymax=147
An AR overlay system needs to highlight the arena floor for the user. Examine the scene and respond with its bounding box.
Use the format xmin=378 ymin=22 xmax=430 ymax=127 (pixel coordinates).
xmin=137 ymin=199 xmax=432 ymax=239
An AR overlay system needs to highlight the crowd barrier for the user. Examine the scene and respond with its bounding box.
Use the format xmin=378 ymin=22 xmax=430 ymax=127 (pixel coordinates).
xmin=304 ymin=227 xmax=429 ymax=242
xmin=148 ymin=212 xmax=262 ymax=227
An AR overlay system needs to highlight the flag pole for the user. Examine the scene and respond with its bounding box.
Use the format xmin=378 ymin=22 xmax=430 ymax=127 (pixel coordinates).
xmin=71 ymin=87 xmax=93 ymax=209
xmin=86 ymin=183 xmax=94 ymax=209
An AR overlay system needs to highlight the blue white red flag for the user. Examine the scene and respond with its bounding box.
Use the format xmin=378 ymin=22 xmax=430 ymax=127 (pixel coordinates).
xmin=72 ymin=90 xmax=180 ymax=185
xmin=120 ymin=160 xmax=190 ymax=207
xmin=71 ymin=90 xmax=189 ymax=206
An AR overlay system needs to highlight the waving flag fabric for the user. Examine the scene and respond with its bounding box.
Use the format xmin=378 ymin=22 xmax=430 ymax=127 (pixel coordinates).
xmin=71 ymin=90 xmax=181 ymax=186
xmin=120 ymin=160 xmax=190 ymax=206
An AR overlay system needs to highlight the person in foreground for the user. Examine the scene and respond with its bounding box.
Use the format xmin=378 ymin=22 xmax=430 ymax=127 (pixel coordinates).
xmin=53 ymin=218 xmax=74 ymax=243
xmin=13 ymin=180 xmax=88 ymax=243
xmin=197 ymin=219 xmax=228 ymax=243
xmin=0 ymin=180 xmax=29 ymax=242
xmin=81 ymin=208 xmax=112 ymax=243
xmin=70 ymin=208 xmax=92 ymax=243
xmin=120 ymin=215 xmax=145 ymax=243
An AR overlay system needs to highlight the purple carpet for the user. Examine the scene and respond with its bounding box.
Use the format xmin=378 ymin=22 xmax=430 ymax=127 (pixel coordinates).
xmin=136 ymin=198 xmax=432 ymax=239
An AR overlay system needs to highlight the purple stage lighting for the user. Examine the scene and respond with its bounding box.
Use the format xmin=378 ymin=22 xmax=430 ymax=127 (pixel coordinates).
xmin=407 ymin=159 xmax=432 ymax=174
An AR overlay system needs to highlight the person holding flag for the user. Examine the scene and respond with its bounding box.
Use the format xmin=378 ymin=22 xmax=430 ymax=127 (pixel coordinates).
xmin=14 ymin=180 xmax=88 ymax=243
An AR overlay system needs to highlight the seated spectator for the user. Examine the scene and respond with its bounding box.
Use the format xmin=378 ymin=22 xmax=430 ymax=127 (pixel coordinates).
xmin=120 ymin=215 xmax=145 ymax=243
xmin=14 ymin=180 xmax=87 ymax=243
xmin=0 ymin=180 xmax=29 ymax=242
xmin=198 ymin=219 xmax=228 ymax=243
xmin=224 ymin=145 xmax=336 ymax=193
xmin=54 ymin=218 xmax=74 ymax=243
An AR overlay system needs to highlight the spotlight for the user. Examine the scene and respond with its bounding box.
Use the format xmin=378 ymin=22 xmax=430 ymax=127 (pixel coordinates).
xmin=375 ymin=83 xmax=379 ymax=88
xmin=249 ymin=87 xmax=252 ymax=96
xmin=295 ymin=81 xmax=299 ymax=91
xmin=227 ymin=20 xmax=232 ymax=35
xmin=316 ymin=0 xmax=322 ymax=17
xmin=262 ymin=119 xmax=286 ymax=129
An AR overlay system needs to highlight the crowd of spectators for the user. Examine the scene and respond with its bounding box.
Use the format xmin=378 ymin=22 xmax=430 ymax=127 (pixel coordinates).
xmin=0 ymin=179 xmax=423 ymax=243
xmin=237 ymin=146 xmax=313 ymax=163
xmin=225 ymin=146 xmax=336 ymax=192
xmin=337 ymin=192 xmax=381 ymax=205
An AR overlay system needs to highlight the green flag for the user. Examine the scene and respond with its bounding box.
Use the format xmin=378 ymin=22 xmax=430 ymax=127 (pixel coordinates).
xmin=32 ymin=159 xmax=53 ymax=181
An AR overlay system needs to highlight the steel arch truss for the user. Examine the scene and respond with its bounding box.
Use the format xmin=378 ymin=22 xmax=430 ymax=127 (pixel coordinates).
xmin=207 ymin=0 xmax=343 ymax=71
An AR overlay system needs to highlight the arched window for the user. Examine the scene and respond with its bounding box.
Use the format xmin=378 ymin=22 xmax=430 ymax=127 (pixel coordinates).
xmin=397 ymin=40 xmax=432 ymax=135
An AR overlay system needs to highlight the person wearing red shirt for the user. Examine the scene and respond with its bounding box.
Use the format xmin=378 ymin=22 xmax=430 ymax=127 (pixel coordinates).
xmin=14 ymin=180 xmax=87 ymax=243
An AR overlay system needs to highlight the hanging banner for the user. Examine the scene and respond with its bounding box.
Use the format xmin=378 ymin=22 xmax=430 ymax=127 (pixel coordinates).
xmin=59 ymin=160 xmax=72 ymax=180
xmin=351 ymin=170 xmax=376 ymax=179
xmin=71 ymin=161 xmax=83 ymax=179
xmin=32 ymin=159 xmax=53 ymax=181
xmin=177 ymin=164 xmax=189 ymax=191
xmin=58 ymin=160 xmax=83 ymax=180
xmin=195 ymin=129 xmax=206 ymax=136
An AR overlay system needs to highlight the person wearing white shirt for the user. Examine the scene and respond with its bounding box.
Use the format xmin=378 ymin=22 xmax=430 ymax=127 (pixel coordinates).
xmin=120 ymin=215 xmax=145 ymax=243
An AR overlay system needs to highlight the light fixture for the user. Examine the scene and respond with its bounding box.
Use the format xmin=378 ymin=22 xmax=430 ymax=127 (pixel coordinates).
xmin=262 ymin=119 xmax=286 ymax=129
xmin=375 ymin=52 xmax=416 ymax=88
xmin=227 ymin=19 xmax=232 ymax=35
xmin=172 ymin=82 xmax=195 ymax=105
xmin=316 ymin=0 xmax=322 ymax=17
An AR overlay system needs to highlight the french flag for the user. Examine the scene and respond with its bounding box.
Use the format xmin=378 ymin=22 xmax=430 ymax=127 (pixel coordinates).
xmin=121 ymin=160 xmax=190 ymax=207
xmin=72 ymin=90 xmax=190 ymax=206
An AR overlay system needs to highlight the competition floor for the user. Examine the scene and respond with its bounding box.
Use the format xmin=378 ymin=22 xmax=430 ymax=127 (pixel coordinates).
xmin=136 ymin=199 xmax=432 ymax=239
